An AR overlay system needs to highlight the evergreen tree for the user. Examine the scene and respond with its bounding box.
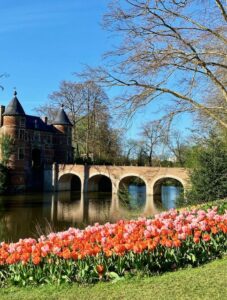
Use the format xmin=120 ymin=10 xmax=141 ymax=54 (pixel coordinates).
xmin=186 ymin=133 xmax=227 ymax=203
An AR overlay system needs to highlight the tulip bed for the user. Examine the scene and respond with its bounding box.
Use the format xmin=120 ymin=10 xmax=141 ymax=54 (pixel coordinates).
xmin=0 ymin=207 xmax=227 ymax=286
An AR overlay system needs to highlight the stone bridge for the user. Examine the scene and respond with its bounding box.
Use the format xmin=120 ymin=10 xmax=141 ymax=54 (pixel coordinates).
xmin=48 ymin=164 xmax=189 ymax=196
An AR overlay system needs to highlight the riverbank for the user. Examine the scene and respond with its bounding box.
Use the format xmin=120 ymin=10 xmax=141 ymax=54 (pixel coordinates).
xmin=0 ymin=199 xmax=226 ymax=299
xmin=1 ymin=255 xmax=227 ymax=300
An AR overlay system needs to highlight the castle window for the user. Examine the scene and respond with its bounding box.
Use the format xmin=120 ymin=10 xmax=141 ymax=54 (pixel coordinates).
xmin=34 ymin=132 xmax=40 ymax=142
xmin=18 ymin=148 xmax=24 ymax=160
xmin=34 ymin=119 xmax=38 ymax=129
xmin=19 ymin=129 xmax=24 ymax=140
xmin=47 ymin=135 xmax=52 ymax=144
xmin=20 ymin=118 xmax=25 ymax=127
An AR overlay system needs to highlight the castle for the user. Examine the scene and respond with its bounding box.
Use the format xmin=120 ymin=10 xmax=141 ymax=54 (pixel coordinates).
xmin=0 ymin=91 xmax=73 ymax=191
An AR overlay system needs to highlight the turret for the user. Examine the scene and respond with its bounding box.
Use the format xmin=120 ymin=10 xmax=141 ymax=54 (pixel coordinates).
xmin=52 ymin=105 xmax=73 ymax=163
xmin=1 ymin=91 xmax=26 ymax=172
xmin=52 ymin=104 xmax=72 ymax=133
xmin=2 ymin=91 xmax=26 ymax=128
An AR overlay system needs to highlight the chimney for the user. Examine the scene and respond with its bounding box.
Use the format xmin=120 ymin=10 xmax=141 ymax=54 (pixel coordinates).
xmin=0 ymin=105 xmax=5 ymax=127
xmin=41 ymin=116 xmax=48 ymax=124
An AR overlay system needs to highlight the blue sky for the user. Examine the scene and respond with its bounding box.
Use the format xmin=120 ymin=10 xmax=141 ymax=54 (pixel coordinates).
xmin=0 ymin=1 xmax=109 ymax=105
xmin=0 ymin=0 xmax=192 ymax=138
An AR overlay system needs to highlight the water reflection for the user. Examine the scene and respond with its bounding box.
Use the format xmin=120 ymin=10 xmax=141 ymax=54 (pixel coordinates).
xmin=128 ymin=185 xmax=146 ymax=209
xmin=0 ymin=185 xmax=180 ymax=242
xmin=161 ymin=186 xmax=181 ymax=210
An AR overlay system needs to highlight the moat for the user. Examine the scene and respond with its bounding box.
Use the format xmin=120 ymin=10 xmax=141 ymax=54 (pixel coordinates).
xmin=0 ymin=185 xmax=181 ymax=242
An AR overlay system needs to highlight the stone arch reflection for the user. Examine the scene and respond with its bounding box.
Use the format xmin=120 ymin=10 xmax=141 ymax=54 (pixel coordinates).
xmin=51 ymin=192 xmax=84 ymax=226
xmin=153 ymin=177 xmax=184 ymax=209
xmin=51 ymin=192 xmax=114 ymax=226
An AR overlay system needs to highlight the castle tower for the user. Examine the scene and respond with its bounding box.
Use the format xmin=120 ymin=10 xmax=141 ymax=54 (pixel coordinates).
xmin=52 ymin=105 xmax=73 ymax=163
xmin=3 ymin=91 xmax=26 ymax=126
xmin=2 ymin=91 xmax=26 ymax=167
xmin=0 ymin=91 xmax=27 ymax=189
xmin=0 ymin=92 xmax=74 ymax=192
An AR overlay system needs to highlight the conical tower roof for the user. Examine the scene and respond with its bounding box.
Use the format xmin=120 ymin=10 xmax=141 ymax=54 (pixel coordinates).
xmin=3 ymin=91 xmax=25 ymax=116
xmin=52 ymin=105 xmax=72 ymax=126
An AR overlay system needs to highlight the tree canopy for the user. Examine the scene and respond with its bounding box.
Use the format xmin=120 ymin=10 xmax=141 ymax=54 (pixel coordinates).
xmin=185 ymin=132 xmax=227 ymax=203
xmin=87 ymin=0 xmax=227 ymax=130
xmin=37 ymin=80 xmax=122 ymax=164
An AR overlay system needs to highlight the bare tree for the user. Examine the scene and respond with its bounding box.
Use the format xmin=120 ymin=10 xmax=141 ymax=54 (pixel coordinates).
xmin=123 ymin=138 xmax=139 ymax=163
xmin=166 ymin=130 xmax=188 ymax=166
xmin=140 ymin=120 xmax=165 ymax=166
xmin=0 ymin=73 xmax=9 ymax=91
xmin=86 ymin=0 xmax=227 ymax=130
xmin=36 ymin=80 xmax=121 ymax=162
xmin=36 ymin=80 xmax=86 ymax=123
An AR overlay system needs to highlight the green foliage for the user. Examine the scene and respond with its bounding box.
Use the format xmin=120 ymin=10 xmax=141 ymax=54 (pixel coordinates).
xmin=0 ymin=256 xmax=227 ymax=300
xmin=0 ymin=134 xmax=14 ymax=166
xmin=184 ymin=145 xmax=202 ymax=168
xmin=0 ymin=134 xmax=13 ymax=194
xmin=0 ymin=257 xmax=227 ymax=300
xmin=0 ymin=164 xmax=9 ymax=194
xmin=159 ymin=160 xmax=174 ymax=167
xmin=162 ymin=179 xmax=182 ymax=187
xmin=185 ymin=133 xmax=227 ymax=204
xmin=72 ymin=112 xmax=122 ymax=165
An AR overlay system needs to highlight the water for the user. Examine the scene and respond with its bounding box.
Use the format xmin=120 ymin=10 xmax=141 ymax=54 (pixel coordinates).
xmin=0 ymin=185 xmax=180 ymax=242
xmin=161 ymin=186 xmax=181 ymax=210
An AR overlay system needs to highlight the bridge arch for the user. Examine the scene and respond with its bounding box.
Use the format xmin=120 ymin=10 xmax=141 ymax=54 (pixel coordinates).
xmin=54 ymin=165 xmax=189 ymax=195
xmin=118 ymin=174 xmax=148 ymax=194
xmin=117 ymin=174 xmax=147 ymax=209
xmin=88 ymin=173 xmax=113 ymax=192
xmin=151 ymin=175 xmax=186 ymax=191
xmin=58 ymin=173 xmax=82 ymax=192
xmin=151 ymin=175 xmax=185 ymax=203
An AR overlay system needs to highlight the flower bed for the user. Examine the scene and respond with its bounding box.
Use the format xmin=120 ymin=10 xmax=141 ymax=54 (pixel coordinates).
xmin=0 ymin=207 xmax=227 ymax=286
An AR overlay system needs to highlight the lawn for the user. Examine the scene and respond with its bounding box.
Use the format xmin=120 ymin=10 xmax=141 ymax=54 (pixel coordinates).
xmin=1 ymin=255 xmax=226 ymax=300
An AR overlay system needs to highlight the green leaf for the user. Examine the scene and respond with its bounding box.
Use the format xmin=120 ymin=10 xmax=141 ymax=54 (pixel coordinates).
xmin=108 ymin=272 xmax=124 ymax=283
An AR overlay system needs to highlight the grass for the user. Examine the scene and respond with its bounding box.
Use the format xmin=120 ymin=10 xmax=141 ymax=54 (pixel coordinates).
xmin=0 ymin=256 xmax=227 ymax=300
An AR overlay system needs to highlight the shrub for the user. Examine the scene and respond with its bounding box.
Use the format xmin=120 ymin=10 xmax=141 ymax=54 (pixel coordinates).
xmin=0 ymin=164 xmax=9 ymax=194
xmin=184 ymin=133 xmax=227 ymax=205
